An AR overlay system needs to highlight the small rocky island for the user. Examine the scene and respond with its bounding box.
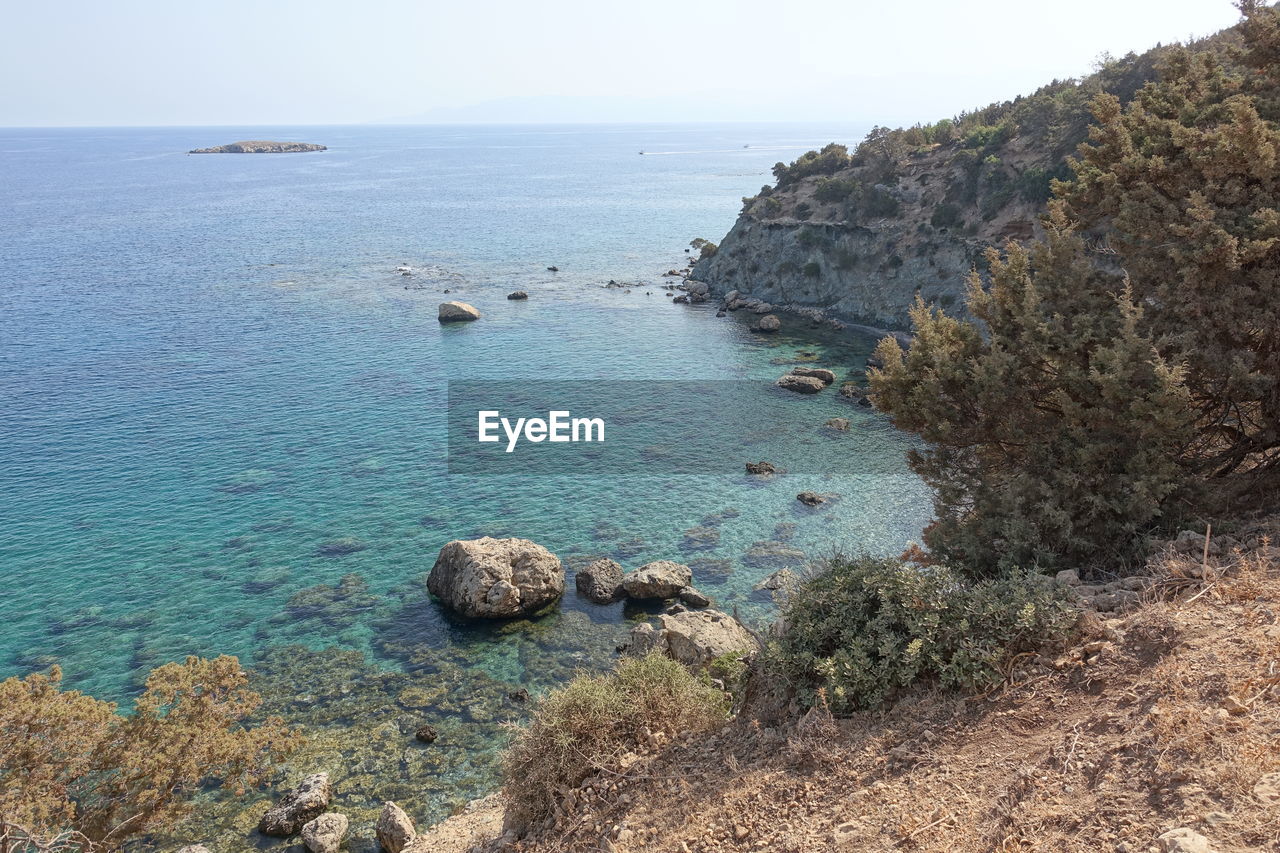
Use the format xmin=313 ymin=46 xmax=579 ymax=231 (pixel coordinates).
xmin=189 ymin=140 xmax=326 ymax=154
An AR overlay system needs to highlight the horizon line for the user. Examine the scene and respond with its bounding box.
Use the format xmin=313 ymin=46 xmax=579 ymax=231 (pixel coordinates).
xmin=0 ymin=119 xmax=877 ymax=131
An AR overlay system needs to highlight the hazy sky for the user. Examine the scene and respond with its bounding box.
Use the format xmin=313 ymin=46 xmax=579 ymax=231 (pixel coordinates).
xmin=0 ymin=0 xmax=1244 ymax=127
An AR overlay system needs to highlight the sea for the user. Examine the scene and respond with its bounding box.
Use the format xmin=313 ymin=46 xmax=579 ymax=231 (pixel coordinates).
xmin=0 ymin=123 xmax=931 ymax=848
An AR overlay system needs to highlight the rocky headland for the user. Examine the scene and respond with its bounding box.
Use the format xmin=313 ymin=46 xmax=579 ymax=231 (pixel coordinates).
xmin=688 ymin=48 xmax=1172 ymax=330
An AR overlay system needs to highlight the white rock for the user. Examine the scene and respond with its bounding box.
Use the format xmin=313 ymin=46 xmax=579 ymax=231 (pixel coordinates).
xmin=625 ymin=608 xmax=758 ymax=668
xmin=622 ymin=561 xmax=692 ymax=599
xmin=1157 ymin=828 xmax=1215 ymax=853
xmin=376 ymin=801 xmax=416 ymax=853
xmin=301 ymin=813 xmax=348 ymax=853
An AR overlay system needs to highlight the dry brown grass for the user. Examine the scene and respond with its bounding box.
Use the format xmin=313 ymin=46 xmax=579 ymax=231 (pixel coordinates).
xmin=502 ymin=525 xmax=1280 ymax=853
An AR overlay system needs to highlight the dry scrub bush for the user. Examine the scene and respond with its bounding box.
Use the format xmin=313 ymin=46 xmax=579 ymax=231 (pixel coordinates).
xmin=502 ymin=653 xmax=728 ymax=832
xmin=0 ymin=656 xmax=299 ymax=851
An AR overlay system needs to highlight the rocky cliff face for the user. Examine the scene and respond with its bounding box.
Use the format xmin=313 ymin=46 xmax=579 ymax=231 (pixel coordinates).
xmin=693 ymin=207 xmax=986 ymax=332
xmin=691 ymin=42 xmax=1185 ymax=330
xmin=692 ymin=143 xmax=1043 ymax=330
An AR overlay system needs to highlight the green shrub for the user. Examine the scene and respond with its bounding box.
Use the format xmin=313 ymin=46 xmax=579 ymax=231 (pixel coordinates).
xmin=502 ymin=653 xmax=728 ymax=830
xmin=814 ymin=177 xmax=859 ymax=203
xmin=794 ymin=202 xmax=813 ymax=221
xmin=859 ymin=187 xmax=901 ymax=217
xmin=689 ymin=237 xmax=717 ymax=260
xmin=764 ymin=557 xmax=1076 ymax=713
xmin=802 ymin=261 xmax=822 ymax=278
xmin=930 ymin=203 xmax=964 ymax=229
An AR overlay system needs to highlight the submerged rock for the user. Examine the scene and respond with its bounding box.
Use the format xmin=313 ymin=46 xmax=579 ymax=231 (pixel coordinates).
xmin=622 ymin=560 xmax=693 ymax=600
xmin=687 ymin=557 xmax=733 ymax=582
xmin=315 ymin=537 xmax=367 ymax=556
xmin=797 ymin=491 xmax=826 ymax=506
xmin=742 ymin=540 xmax=807 ymax=570
xmin=258 ymin=773 xmax=332 ymax=837
xmin=376 ymin=801 xmax=417 ymax=853
xmin=301 ymin=813 xmax=348 ymax=853
xmin=506 ymin=291 xmax=528 ymax=300
xmin=753 ymin=314 xmax=781 ymax=333
xmin=414 ymin=724 xmax=438 ymax=743
xmin=427 ymin=537 xmax=564 ymax=618
xmin=840 ymin=382 xmax=874 ymax=407
xmin=680 ymin=525 xmax=721 ymax=552
xmin=825 ymin=417 xmax=851 ymax=431
xmin=574 ymin=557 xmax=625 ymax=604
xmin=438 ymin=301 xmax=481 ymax=322
xmin=745 ymin=461 xmax=778 ymax=475
xmin=243 ymin=566 xmax=291 ymax=594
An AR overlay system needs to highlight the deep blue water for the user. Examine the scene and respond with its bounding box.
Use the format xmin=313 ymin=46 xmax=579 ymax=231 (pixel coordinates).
xmin=0 ymin=123 xmax=931 ymax=833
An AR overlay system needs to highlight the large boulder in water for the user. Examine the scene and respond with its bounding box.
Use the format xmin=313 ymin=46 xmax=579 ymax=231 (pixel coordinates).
xmin=776 ymin=374 xmax=825 ymax=394
xmin=791 ymin=367 xmax=836 ymax=385
xmin=625 ymin=609 xmax=758 ymax=668
xmin=438 ymin=301 xmax=481 ymax=322
xmin=621 ymin=560 xmax=693 ymax=600
xmin=428 ymin=537 xmax=564 ymax=618
xmin=258 ymin=773 xmax=332 ymax=837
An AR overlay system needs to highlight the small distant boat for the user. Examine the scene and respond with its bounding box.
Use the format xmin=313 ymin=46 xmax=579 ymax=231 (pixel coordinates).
xmin=744 ymin=144 xmax=750 ymax=148
xmin=639 ymin=150 xmax=644 ymax=155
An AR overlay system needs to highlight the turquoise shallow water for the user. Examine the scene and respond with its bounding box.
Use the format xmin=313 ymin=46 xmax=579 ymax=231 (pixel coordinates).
xmin=0 ymin=123 xmax=931 ymax=839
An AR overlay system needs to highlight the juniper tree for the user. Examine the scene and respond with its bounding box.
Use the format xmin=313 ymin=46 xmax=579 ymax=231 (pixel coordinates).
xmin=1063 ymin=0 xmax=1280 ymax=496
xmin=870 ymin=205 xmax=1194 ymax=574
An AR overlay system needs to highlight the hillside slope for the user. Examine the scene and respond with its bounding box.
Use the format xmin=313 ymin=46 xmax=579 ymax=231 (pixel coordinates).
xmin=496 ymin=523 xmax=1280 ymax=853
xmin=692 ymin=30 xmax=1236 ymax=330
